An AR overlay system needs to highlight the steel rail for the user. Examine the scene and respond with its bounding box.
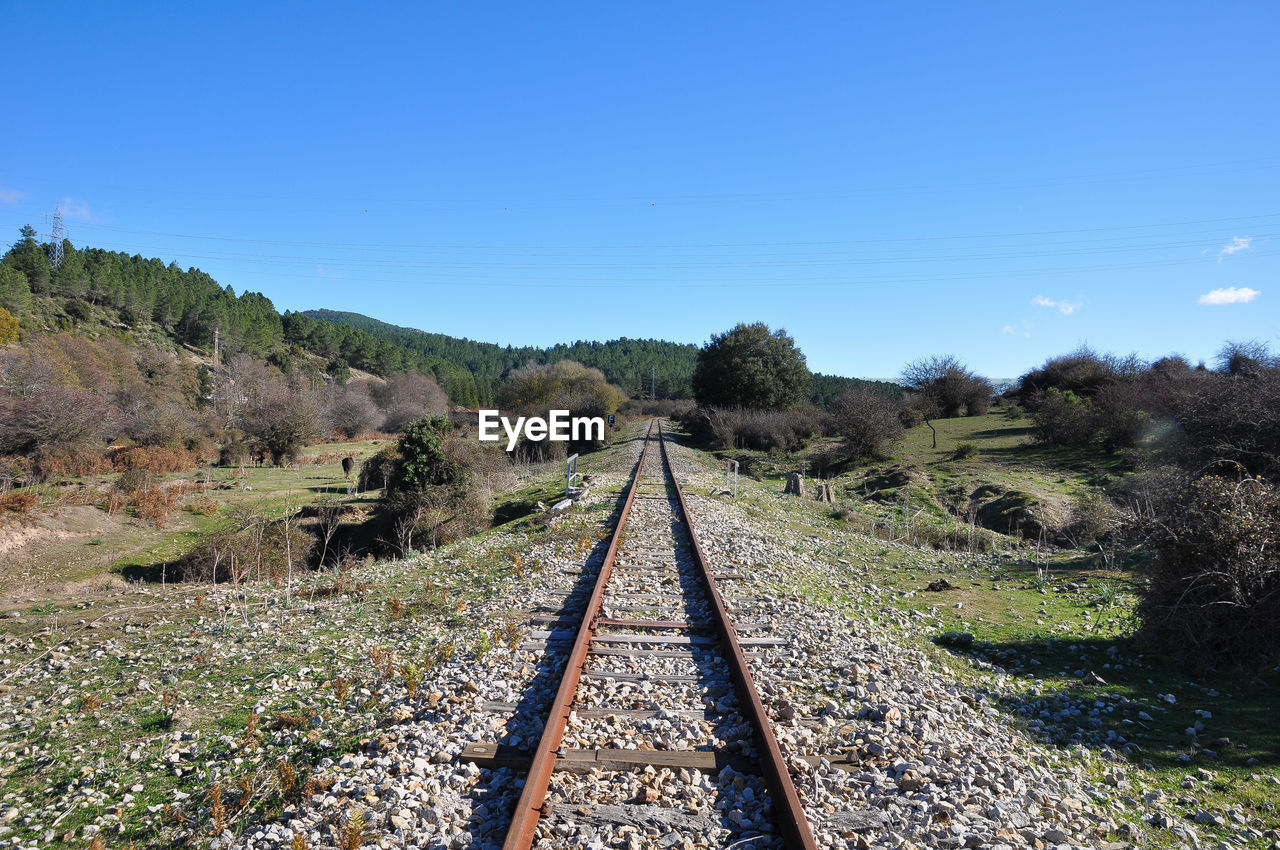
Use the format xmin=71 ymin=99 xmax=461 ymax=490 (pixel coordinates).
xmin=501 ymin=421 xmax=655 ymax=850
xmin=658 ymin=421 xmax=819 ymax=849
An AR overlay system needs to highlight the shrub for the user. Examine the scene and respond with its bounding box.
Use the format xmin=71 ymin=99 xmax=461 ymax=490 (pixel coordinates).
xmin=34 ymin=451 xmax=114 ymax=478
xmin=830 ymin=386 xmax=903 ymax=460
xmin=1029 ymin=387 xmax=1094 ymax=447
xmin=323 ymin=383 xmax=379 ymax=439
xmin=1137 ymin=474 xmax=1280 ymax=670
xmin=682 ymin=406 xmax=824 ymax=452
xmin=1063 ymin=489 xmax=1119 ymax=547
xmin=112 ymin=446 xmax=197 ymax=474
xmin=114 ymin=468 xmax=156 ymax=495
xmin=186 ymin=494 xmax=219 ymax=516
xmin=1016 ymin=346 xmax=1135 ymax=400
xmin=241 ymin=387 xmax=319 ymax=465
xmin=371 ymin=417 xmax=502 ymax=554
xmin=132 ymin=487 xmax=177 ymax=528
xmin=951 ymin=442 xmax=977 ymax=460
xmin=0 ymin=306 xmax=17 ymax=344
xmin=0 ymin=389 xmax=116 ymax=460
xmin=358 ymin=445 xmax=401 ymax=491
xmin=0 ymin=490 xmax=39 ymax=515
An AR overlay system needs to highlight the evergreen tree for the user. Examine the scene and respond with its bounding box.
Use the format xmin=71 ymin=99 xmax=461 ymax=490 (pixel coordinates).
xmin=691 ymin=322 xmax=811 ymax=409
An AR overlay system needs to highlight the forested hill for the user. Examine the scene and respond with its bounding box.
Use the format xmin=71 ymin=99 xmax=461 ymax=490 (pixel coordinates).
xmin=0 ymin=227 xmax=896 ymax=407
xmin=302 ymin=309 xmax=700 ymax=400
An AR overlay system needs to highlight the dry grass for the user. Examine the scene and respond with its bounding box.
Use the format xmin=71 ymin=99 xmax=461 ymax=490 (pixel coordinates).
xmin=0 ymin=490 xmax=39 ymax=516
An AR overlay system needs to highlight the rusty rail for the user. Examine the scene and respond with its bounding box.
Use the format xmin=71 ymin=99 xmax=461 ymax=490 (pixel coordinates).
xmin=501 ymin=421 xmax=654 ymax=850
xmin=500 ymin=420 xmax=817 ymax=849
xmin=659 ymin=421 xmax=818 ymax=849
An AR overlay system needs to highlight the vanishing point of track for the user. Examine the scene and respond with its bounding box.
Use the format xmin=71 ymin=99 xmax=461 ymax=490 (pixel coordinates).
xmin=495 ymin=421 xmax=818 ymax=849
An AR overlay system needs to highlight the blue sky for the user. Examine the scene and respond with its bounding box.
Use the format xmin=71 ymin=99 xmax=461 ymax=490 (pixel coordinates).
xmin=3 ymin=2 xmax=1277 ymax=381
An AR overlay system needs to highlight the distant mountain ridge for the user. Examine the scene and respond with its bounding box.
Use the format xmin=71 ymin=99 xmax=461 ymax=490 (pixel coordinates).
xmin=303 ymin=309 xmax=901 ymax=407
xmin=302 ymin=309 xmax=700 ymax=402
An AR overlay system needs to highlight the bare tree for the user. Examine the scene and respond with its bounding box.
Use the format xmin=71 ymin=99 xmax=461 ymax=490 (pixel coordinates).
xmin=901 ymin=355 xmax=993 ymax=420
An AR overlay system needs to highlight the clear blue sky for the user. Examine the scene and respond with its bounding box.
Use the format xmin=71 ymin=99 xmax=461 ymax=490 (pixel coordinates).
xmin=3 ymin=2 xmax=1277 ymax=381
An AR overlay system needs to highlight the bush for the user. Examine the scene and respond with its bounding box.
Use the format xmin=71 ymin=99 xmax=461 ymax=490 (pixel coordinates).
xmin=683 ymin=406 xmax=824 ymax=452
xmin=114 ymin=468 xmax=156 ymax=495
xmin=370 ymin=417 xmax=504 ymax=554
xmin=175 ymin=517 xmax=315 ymax=583
xmin=186 ymin=494 xmax=219 ymax=516
xmin=1029 ymin=387 xmax=1094 ymax=447
xmin=0 ymin=388 xmax=116 ymax=460
xmin=323 ymin=382 xmax=379 ymax=439
xmin=1138 ymin=474 xmax=1280 ymax=670
xmin=112 ymin=446 xmax=197 ymax=474
xmin=951 ymin=442 xmax=977 ymax=460
xmin=0 ymin=306 xmax=17 ymax=344
xmin=132 ymin=487 xmax=178 ymax=528
xmin=34 ymin=451 xmax=114 ymax=478
xmin=830 ymin=386 xmax=903 ymax=460
xmin=1016 ymin=346 xmax=1136 ymax=400
xmin=620 ymin=398 xmax=695 ymax=418
xmin=359 ymin=445 xmax=401 ymax=492
xmin=241 ymin=387 xmax=319 ymax=465
xmin=1063 ymin=489 xmax=1119 ymax=547
xmin=0 ymin=490 xmax=39 ymax=515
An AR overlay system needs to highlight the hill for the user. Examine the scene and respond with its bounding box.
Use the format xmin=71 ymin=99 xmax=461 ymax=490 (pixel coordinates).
xmin=0 ymin=228 xmax=896 ymax=408
xmin=301 ymin=308 xmax=700 ymax=402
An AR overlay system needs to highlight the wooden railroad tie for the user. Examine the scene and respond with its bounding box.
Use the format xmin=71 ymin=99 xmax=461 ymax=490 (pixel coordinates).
xmin=461 ymin=742 xmax=862 ymax=774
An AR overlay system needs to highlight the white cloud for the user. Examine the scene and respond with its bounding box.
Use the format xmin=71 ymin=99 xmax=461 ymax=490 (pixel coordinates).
xmin=58 ymin=198 xmax=96 ymax=221
xmin=0 ymin=185 xmax=22 ymax=204
xmin=1218 ymin=235 xmax=1252 ymax=261
xmin=1198 ymin=286 xmax=1260 ymax=305
xmin=1031 ymin=294 xmax=1081 ymax=315
xmin=1001 ymin=325 xmax=1015 ymax=335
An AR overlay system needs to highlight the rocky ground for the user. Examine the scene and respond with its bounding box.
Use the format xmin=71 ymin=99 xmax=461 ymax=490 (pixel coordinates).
xmin=1 ymin=423 xmax=1276 ymax=849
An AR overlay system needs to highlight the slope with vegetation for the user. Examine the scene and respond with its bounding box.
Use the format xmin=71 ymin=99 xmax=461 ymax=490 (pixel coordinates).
xmin=302 ymin=308 xmax=701 ymax=403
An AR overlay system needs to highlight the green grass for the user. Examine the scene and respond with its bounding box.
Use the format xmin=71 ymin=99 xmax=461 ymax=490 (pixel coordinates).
xmin=0 ymin=438 xmax=390 ymax=593
xmin=714 ymin=419 xmax=1280 ymax=844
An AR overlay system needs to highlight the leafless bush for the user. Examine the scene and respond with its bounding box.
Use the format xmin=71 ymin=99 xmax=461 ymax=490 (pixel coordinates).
xmin=323 ymin=382 xmax=379 ymax=439
xmin=621 ymin=398 xmax=694 ymax=418
xmin=372 ymin=373 xmax=450 ymax=432
xmin=1062 ymin=489 xmax=1120 ymax=547
xmin=1138 ymin=473 xmax=1280 ymax=670
xmin=175 ymin=514 xmax=315 ymax=583
xmin=830 ymin=386 xmax=903 ymax=459
xmin=684 ymin=406 xmax=825 ymax=452
xmin=0 ymin=388 xmax=116 ymax=460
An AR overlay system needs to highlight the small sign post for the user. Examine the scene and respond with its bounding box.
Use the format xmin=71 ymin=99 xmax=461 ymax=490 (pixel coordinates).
xmin=566 ymin=453 xmax=580 ymax=499
xmin=725 ymin=458 xmax=739 ymax=498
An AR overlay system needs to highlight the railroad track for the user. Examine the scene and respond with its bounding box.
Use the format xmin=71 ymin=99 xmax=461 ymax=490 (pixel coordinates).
xmin=465 ymin=421 xmax=818 ymax=849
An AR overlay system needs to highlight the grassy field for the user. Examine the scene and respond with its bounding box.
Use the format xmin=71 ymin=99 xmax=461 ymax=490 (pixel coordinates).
xmin=0 ymin=439 xmax=390 ymax=598
xmin=697 ymin=413 xmax=1280 ymax=846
